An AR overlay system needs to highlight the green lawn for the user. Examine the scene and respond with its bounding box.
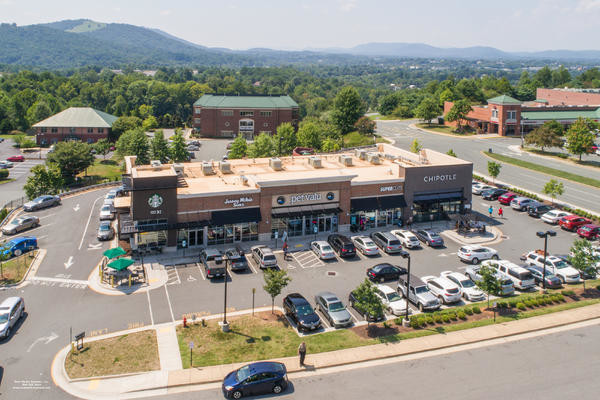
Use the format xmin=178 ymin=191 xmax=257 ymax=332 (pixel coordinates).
xmin=526 ymin=148 xmax=600 ymax=169
xmin=484 ymin=151 xmax=600 ymax=189
xmin=0 ymin=178 xmax=15 ymax=185
xmin=416 ymin=123 xmax=475 ymax=136
xmin=342 ymin=131 xmax=389 ymax=147
xmin=0 ymin=251 xmax=37 ymax=285
xmin=79 ymin=159 xmax=123 ymax=182
xmin=367 ymin=114 xmax=411 ymax=121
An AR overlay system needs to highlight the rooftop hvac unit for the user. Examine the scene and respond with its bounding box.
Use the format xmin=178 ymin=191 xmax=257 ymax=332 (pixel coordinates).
xmin=366 ymin=152 xmax=380 ymax=165
xmin=355 ymin=149 xmax=368 ymax=160
xmin=150 ymin=160 xmax=162 ymax=170
xmin=173 ymin=163 xmax=184 ymax=175
xmin=201 ymin=162 xmax=215 ymax=175
xmin=269 ymin=157 xmax=283 ymax=171
xmin=219 ymin=161 xmax=232 ymax=174
xmin=239 ymin=175 xmax=249 ymax=186
xmin=308 ymin=156 xmax=322 ymax=168
xmin=338 ymin=155 xmax=353 ymax=166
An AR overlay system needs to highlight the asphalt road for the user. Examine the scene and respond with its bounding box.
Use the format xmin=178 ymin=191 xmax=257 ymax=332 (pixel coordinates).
xmin=0 ymin=139 xmax=45 ymax=206
xmin=376 ymin=120 xmax=600 ymax=214
xmin=152 ymin=320 xmax=600 ymax=400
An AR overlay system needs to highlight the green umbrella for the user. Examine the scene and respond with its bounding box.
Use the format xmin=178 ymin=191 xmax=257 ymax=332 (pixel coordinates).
xmin=103 ymin=247 xmax=126 ymax=260
xmin=106 ymin=258 xmax=135 ymax=271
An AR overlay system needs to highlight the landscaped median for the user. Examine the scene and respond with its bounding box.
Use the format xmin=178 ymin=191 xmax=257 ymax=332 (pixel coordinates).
xmin=0 ymin=250 xmax=39 ymax=286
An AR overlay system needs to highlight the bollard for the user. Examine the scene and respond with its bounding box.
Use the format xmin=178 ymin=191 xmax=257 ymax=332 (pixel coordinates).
xmin=128 ymin=275 xmax=132 ymax=287
xmin=111 ymin=275 xmax=114 ymax=287
xmin=183 ymin=316 xmax=187 ymax=328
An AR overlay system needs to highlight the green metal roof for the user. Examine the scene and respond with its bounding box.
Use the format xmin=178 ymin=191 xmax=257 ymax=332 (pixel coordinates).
xmin=487 ymin=95 xmax=522 ymax=105
xmin=535 ymin=99 xmax=548 ymax=103
xmin=194 ymin=94 xmax=299 ymax=109
xmin=33 ymin=107 xmax=118 ymax=128
xmin=521 ymin=108 xmax=600 ymax=121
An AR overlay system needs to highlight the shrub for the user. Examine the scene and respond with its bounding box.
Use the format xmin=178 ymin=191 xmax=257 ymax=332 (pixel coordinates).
xmin=508 ymin=299 xmax=518 ymax=308
xmin=517 ymin=302 xmax=526 ymax=311
xmin=433 ymin=314 xmax=443 ymax=323
xmin=555 ymin=294 xmax=565 ymax=302
xmin=0 ymin=169 xmax=8 ymax=179
xmin=383 ymin=321 xmax=390 ymax=329
xmin=596 ymin=285 xmax=600 ymax=291
xmin=531 ymin=299 xmax=540 ymax=307
xmin=538 ymin=297 xmax=548 ymax=306
xmin=464 ymin=308 xmax=473 ymax=316
xmin=449 ymin=312 xmax=458 ymax=321
xmin=523 ymin=300 xmax=532 ymax=308
xmin=410 ymin=318 xmax=421 ymax=329
xmin=394 ymin=317 xmax=404 ymax=326
xmin=472 ymin=306 xmax=481 ymax=314
xmin=457 ymin=310 xmax=467 ymax=320
xmin=425 ymin=316 xmax=434 ymax=325
xmin=561 ymin=290 xmax=575 ymax=296
xmin=442 ymin=314 xmax=451 ymax=323
xmin=497 ymin=301 xmax=507 ymax=308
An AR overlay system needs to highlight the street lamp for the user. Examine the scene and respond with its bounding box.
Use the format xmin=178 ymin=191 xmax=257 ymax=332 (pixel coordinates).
xmin=222 ymin=255 xmax=230 ymax=331
xmin=400 ymin=252 xmax=411 ymax=322
xmin=536 ymin=230 xmax=556 ymax=290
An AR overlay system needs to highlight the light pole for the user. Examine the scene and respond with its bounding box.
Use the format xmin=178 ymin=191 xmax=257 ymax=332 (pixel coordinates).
xmin=222 ymin=255 xmax=229 ymax=331
xmin=536 ymin=230 xmax=556 ymax=290
xmin=401 ymin=252 xmax=411 ymax=322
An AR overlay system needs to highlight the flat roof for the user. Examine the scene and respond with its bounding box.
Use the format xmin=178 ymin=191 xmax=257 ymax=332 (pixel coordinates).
xmin=194 ymin=94 xmax=299 ymax=109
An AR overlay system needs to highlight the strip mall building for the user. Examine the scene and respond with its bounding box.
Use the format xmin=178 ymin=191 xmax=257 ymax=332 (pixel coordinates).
xmin=115 ymin=144 xmax=472 ymax=249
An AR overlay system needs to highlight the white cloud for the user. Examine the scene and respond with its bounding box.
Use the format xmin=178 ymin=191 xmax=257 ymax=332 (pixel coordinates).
xmin=576 ymin=0 xmax=600 ymax=12
xmin=160 ymin=9 xmax=172 ymax=16
xmin=338 ymin=0 xmax=358 ymax=12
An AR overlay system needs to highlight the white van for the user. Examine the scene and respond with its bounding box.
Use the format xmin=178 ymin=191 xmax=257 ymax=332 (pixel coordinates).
xmin=483 ymin=260 xmax=535 ymax=290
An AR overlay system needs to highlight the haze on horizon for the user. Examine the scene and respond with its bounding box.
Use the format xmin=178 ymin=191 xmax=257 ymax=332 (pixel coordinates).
xmin=1 ymin=0 xmax=599 ymax=52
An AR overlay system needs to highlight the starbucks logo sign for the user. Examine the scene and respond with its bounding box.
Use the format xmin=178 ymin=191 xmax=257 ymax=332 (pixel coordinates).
xmin=148 ymin=194 xmax=163 ymax=208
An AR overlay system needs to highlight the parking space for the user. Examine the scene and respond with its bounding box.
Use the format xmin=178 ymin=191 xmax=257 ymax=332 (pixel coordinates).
xmin=291 ymin=250 xmax=325 ymax=269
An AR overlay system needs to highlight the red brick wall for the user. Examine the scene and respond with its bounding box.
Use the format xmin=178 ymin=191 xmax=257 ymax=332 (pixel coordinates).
xmin=192 ymin=107 xmax=299 ymax=138
xmin=537 ymin=88 xmax=600 ymax=106
xmin=35 ymin=127 xmax=109 ymax=145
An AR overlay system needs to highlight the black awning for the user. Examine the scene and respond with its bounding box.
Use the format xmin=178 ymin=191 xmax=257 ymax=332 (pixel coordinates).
xmin=210 ymin=207 xmax=262 ymax=226
xmin=413 ymin=191 xmax=463 ymax=202
xmin=173 ymin=220 xmax=210 ymax=230
xmin=271 ymin=204 xmax=341 ymax=219
xmin=378 ymin=195 xmax=407 ymax=209
xmin=351 ymin=197 xmax=380 ymax=212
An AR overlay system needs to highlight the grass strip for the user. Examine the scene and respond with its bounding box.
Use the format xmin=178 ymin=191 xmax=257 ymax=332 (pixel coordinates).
xmin=416 ymin=123 xmax=475 ymax=136
xmin=0 ymin=251 xmax=37 ymax=285
xmin=484 ymin=151 xmax=600 ymax=188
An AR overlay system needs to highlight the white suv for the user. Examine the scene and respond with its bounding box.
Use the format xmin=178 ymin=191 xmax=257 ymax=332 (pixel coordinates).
xmin=421 ymin=275 xmax=461 ymax=304
xmin=457 ymin=245 xmax=499 ymax=264
xmin=440 ymin=271 xmax=485 ymax=302
xmin=374 ymin=284 xmax=411 ymax=316
xmin=482 ymin=259 xmax=536 ymax=290
xmin=390 ymin=229 xmax=421 ymax=249
xmin=523 ymin=250 xmax=580 ymax=284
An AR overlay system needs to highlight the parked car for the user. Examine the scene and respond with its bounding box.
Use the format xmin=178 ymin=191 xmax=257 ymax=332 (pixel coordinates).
xmin=23 ymin=195 xmax=61 ymax=211
xmin=99 ymin=205 xmax=115 ymax=221
xmin=369 ymin=231 xmax=407 ymax=255
xmin=327 ymin=234 xmax=356 ymax=258
xmin=222 ymin=361 xmax=288 ymax=399
xmin=527 ymin=204 xmax=554 ymax=218
xmin=524 ymin=265 xmax=563 ymax=289
xmin=440 ymin=271 xmax=485 ymax=302
xmin=498 ymin=192 xmax=518 ymax=205
xmin=350 ymin=235 xmax=379 ymax=256
xmin=348 ymin=289 xmax=385 ymax=322
xmin=283 ymin=293 xmax=321 ymax=332
xmin=556 ymin=254 xmax=597 ymax=280
xmin=0 ymin=237 xmax=37 ymax=258
xmin=0 ymin=160 xmax=14 ymax=169
xmin=2 ymin=215 xmax=39 ymax=235
xmin=6 ymin=155 xmax=24 ymax=162
xmin=464 ymin=264 xmax=515 ymax=296
xmin=314 ymin=291 xmax=353 ymax=328
xmin=96 ymin=221 xmax=115 ymax=241
xmin=366 ymin=263 xmax=406 ymax=283
xmin=421 ymin=275 xmax=462 ymax=304
xmin=108 ymin=186 xmax=125 ymax=198
xmin=0 ymin=297 xmax=25 ymax=339
xmin=558 ymin=215 xmax=592 ymax=231
xmin=390 ymin=229 xmax=421 ymax=248
xmin=482 ymin=259 xmax=536 ymax=290
xmin=413 ymin=229 xmax=444 ymax=247
xmin=199 ymin=248 xmax=226 ymax=278
xmin=481 ymin=188 xmax=507 ymax=200
xmin=374 ymin=284 xmax=411 ymax=316
xmin=250 ymin=245 xmax=278 ymax=269
xmin=187 ymin=145 xmax=200 ymax=151
xmin=522 ymin=250 xmax=580 ymax=284
xmin=224 ymin=247 xmax=248 ymax=271
xmin=541 ymin=209 xmax=572 ymax=224
xmin=472 ymin=184 xmax=494 ymax=195
xmin=397 ymin=274 xmax=441 ymax=311
xmin=510 ymin=197 xmax=538 ymax=211
xmin=188 ymin=140 xmax=201 ymax=147
xmin=457 ymin=244 xmax=498 ymax=264
xmin=577 ymin=224 xmax=600 ymax=240
xmin=310 ymin=241 xmax=336 ymax=260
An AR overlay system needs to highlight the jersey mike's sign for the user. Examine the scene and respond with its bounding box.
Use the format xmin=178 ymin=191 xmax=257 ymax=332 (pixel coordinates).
xmin=224 ymin=197 xmax=253 ymax=207
xmin=423 ymin=173 xmax=457 ymax=183
xmin=272 ymin=190 xmax=338 ymax=207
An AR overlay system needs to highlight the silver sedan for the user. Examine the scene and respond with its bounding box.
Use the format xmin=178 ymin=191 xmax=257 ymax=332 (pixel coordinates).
xmin=2 ymin=215 xmax=40 ymax=235
xmin=310 ymin=241 xmax=336 ymax=260
xmin=315 ymin=291 xmax=353 ymax=328
xmin=351 ymin=235 xmax=379 ymax=256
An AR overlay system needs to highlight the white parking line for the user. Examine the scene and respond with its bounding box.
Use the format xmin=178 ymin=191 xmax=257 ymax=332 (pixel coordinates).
xmin=78 ymin=195 xmax=103 ymax=250
xmin=146 ymin=290 xmax=155 ymax=326
xmin=2 ymin=223 xmax=53 ymax=240
xmin=164 ymin=284 xmax=175 ymax=322
xmin=196 ymin=262 xmax=206 ymax=280
xmin=245 ymin=255 xmax=258 ymax=274
xmin=38 ymin=213 xmax=57 ymax=220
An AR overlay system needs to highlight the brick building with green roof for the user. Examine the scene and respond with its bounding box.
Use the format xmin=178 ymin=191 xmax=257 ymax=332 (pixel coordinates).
xmin=192 ymin=94 xmax=299 ymax=138
xmin=33 ymin=107 xmax=117 ymax=145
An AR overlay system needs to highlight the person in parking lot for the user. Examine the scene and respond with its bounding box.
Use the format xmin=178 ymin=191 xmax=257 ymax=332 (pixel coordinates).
xmin=488 ymin=205 xmax=493 ymax=218
xmin=283 ymin=241 xmax=289 ymax=260
xmin=498 ymin=206 xmax=503 ymax=219
xmin=298 ymin=341 xmax=307 ymax=366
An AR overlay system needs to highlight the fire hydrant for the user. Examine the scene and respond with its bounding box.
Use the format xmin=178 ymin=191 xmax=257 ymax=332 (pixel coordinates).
xmin=183 ymin=316 xmax=187 ymax=328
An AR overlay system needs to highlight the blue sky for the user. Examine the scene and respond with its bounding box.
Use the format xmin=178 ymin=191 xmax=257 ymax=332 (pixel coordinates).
xmin=1 ymin=0 xmax=599 ymax=51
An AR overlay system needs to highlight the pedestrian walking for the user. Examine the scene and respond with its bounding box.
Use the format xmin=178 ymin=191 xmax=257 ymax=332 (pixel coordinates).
xmin=298 ymin=341 xmax=307 ymax=366
xmin=488 ymin=205 xmax=494 ymax=218
xmin=283 ymin=242 xmax=289 ymax=260
xmin=498 ymin=207 xmax=503 ymax=219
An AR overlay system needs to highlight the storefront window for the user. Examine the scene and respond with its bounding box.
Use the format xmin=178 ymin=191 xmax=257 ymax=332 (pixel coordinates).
xmin=207 ymin=223 xmax=258 ymax=244
xmin=413 ymin=200 xmax=462 ymax=223
xmin=351 ymin=208 xmax=402 ymax=230
xmin=136 ymin=230 xmax=167 ymax=246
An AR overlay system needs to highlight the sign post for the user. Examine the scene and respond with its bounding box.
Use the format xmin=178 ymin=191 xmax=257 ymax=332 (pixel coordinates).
xmin=188 ymin=341 xmax=194 ymax=367
xmin=182 ymin=240 xmax=187 ymax=257
xmin=252 ymin=288 xmax=256 ymax=316
xmin=274 ymin=231 xmax=279 ymax=248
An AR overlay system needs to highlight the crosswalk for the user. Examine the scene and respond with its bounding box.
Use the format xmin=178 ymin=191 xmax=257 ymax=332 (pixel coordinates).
xmin=291 ymin=250 xmax=325 ymax=269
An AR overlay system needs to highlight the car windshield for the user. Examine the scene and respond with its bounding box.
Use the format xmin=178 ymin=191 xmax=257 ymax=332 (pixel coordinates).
xmin=328 ymin=301 xmax=345 ymax=312
xmin=264 ymin=255 xmax=276 ymax=261
xmin=236 ymin=365 xmax=251 ymax=382
xmin=33 ymin=197 xmax=45 ymax=203
xmin=553 ymin=260 xmax=569 ymax=269
xmin=387 ymin=292 xmax=402 ymax=302
xmin=415 ymin=286 xmax=429 ymax=294
xmin=296 ymin=304 xmax=314 ymax=316
xmin=460 ymin=279 xmax=475 ymax=288
xmin=321 ymin=245 xmax=333 ymax=252
xmin=364 ymin=240 xmax=375 ymax=247
xmin=101 ymin=206 xmax=111 ymax=211
xmin=99 ymin=225 xmax=110 ymax=231
xmin=430 ymin=234 xmax=441 ymax=240
xmin=0 ymin=312 xmax=8 ymax=323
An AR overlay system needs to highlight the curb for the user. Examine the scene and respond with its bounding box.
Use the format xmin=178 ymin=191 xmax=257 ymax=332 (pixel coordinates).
xmin=0 ymin=249 xmax=45 ymax=290
xmin=409 ymin=123 xmax=505 ymax=140
xmin=521 ymin=148 xmax=600 ymax=173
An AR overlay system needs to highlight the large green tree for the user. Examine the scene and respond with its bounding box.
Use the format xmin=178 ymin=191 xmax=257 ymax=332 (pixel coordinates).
xmin=247 ymin=132 xmax=275 ymax=158
xmin=414 ymin=97 xmax=441 ymax=125
xmin=150 ymin=130 xmax=170 ymax=163
xmin=46 ymin=141 xmax=95 ymax=182
xmin=565 ymin=117 xmax=596 ymax=160
xmin=273 ymin=122 xmax=297 ymax=155
xmin=93 ymin=138 xmax=111 ymax=160
xmin=228 ymin=134 xmax=248 ymax=159
xmin=169 ymin=131 xmax=189 ymax=163
xmin=487 ymin=161 xmax=501 ymax=184
xmin=331 ymin=86 xmax=366 ymax=134
xmin=352 ymin=279 xmax=384 ymax=327
xmin=115 ymin=128 xmax=150 ymax=164
xmin=111 ymin=116 xmax=142 ymax=140
xmin=524 ymin=125 xmax=563 ymax=152
xmin=354 ymin=116 xmax=376 ymax=136
xmin=23 ymin=164 xmax=64 ymax=199
xmin=445 ymin=99 xmax=472 ymax=132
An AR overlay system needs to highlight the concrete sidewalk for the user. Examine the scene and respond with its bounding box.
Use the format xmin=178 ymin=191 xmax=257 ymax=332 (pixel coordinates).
xmin=52 ymin=302 xmax=600 ymax=399
xmin=156 ymin=325 xmax=183 ymax=371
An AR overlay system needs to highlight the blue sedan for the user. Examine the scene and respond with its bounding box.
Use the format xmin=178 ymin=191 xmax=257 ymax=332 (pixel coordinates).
xmin=222 ymin=361 xmax=288 ymax=399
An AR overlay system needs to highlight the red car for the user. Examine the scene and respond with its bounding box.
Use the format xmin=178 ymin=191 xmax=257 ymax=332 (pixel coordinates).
xmin=498 ymin=192 xmax=517 ymax=205
xmin=577 ymin=224 xmax=600 ymax=240
xmin=558 ymin=215 xmax=592 ymax=231
xmin=6 ymin=155 xmax=24 ymax=162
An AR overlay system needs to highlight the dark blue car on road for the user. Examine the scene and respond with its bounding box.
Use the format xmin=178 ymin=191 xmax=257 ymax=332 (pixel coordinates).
xmin=222 ymin=361 xmax=288 ymax=399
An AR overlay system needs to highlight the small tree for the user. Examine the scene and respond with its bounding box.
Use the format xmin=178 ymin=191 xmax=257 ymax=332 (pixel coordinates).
xmin=111 ymin=116 xmax=142 ymax=140
xmin=524 ymin=125 xmax=563 ymax=152
xmin=228 ymin=134 xmax=248 ymax=159
xmin=446 ymin=149 xmax=457 ymax=157
xmin=569 ymin=239 xmax=598 ymax=291
xmin=142 ymin=115 xmax=159 ymax=132
xmin=352 ymin=279 xmax=384 ymax=328
xmin=150 ymin=130 xmax=171 ymax=163
xmin=414 ymin=97 xmax=441 ymax=125
xmin=23 ymin=164 xmax=64 ymax=200
xmin=354 ymin=116 xmax=376 ymax=136
xmin=273 ymin=122 xmax=297 ymax=155
xmin=263 ymin=269 xmax=291 ymax=314
xmin=247 ymin=132 xmax=275 ymax=158
xmin=445 ymin=99 xmax=472 ymax=132
xmin=46 ymin=141 xmax=95 ymax=182
xmin=169 ymin=131 xmax=189 ymax=163
xmin=322 ymin=137 xmax=341 ymax=152
xmin=542 ymin=179 xmax=564 ymax=205
xmin=410 ymin=139 xmax=422 ymax=154
xmin=93 ymin=139 xmax=111 ymax=160
xmin=565 ymin=117 xmax=596 ymax=161
xmin=487 ymin=161 xmax=501 ymax=184
xmin=331 ymin=86 xmax=366 ymax=134
xmin=477 ymin=263 xmax=501 ymax=309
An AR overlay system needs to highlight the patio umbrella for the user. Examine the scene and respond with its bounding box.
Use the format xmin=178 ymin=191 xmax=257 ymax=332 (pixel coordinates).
xmin=106 ymin=258 xmax=135 ymax=271
xmin=103 ymin=247 xmax=126 ymax=260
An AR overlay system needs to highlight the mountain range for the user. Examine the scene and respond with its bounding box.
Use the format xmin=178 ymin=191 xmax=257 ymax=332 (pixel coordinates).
xmin=2 ymin=19 xmax=600 ymax=70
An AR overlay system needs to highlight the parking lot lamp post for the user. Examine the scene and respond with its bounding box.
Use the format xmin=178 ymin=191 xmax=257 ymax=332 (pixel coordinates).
xmin=536 ymin=230 xmax=556 ymax=290
xmin=223 ymin=256 xmax=229 ymax=328
xmin=401 ymin=252 xmax=411 ymax=322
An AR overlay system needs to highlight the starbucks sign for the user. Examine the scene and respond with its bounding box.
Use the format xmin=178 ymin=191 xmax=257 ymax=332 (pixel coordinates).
xmin=148 ymin=194 xmax=163 ymax=208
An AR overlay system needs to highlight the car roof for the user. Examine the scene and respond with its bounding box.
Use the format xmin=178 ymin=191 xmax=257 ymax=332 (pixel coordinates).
xmin=461 ymin=244 xmax=482 ymax=250
xmin=375 ymin=284 xmax=395 ymax=294
xmin=241 ymin=361 xmax=285 ymax=374
xmin=372 ymin=263 xmax=394 ymax=270
xmin=203 ymin=248 xmax=222 ymax=255
xmin=441 ymin=271 xmax=469 ymax=281
xmin=287 ymin=293 xmax=309 ymax=305
xmin=0 ymin=296 xmax=22 ymax=308
xmin=316 ymin=291 xmax=339 ymax=302
xmin=7 ymin=236 xmax=36 ymax=245
xmin=312 ymin=240 xmax=330 ymax=246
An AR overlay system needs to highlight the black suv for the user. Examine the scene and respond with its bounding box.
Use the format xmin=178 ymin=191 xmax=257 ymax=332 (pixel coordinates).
xmin=199 ymin=248 xmax=226 ymax=279
xmin=327 ymin=234 xmax=356 ymax=258
xmin=527 ymin=204 xmax=554 ymax=218
xmin=283 ymin=293 xmax=321 ymax=332
xmin=224 ymin=246 xmax=248 ymax=271
xmin=481 ymin=188 xmax=507 ymax=200
xmin=348 ymin=290 xmax=385 ymax=322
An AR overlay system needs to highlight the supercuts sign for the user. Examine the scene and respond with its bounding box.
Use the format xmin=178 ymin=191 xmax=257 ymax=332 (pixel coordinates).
xmin=272 ymin=190 xmax=339 ymax=207
xmin=423 ymin=174 xmax=457 ymax=183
